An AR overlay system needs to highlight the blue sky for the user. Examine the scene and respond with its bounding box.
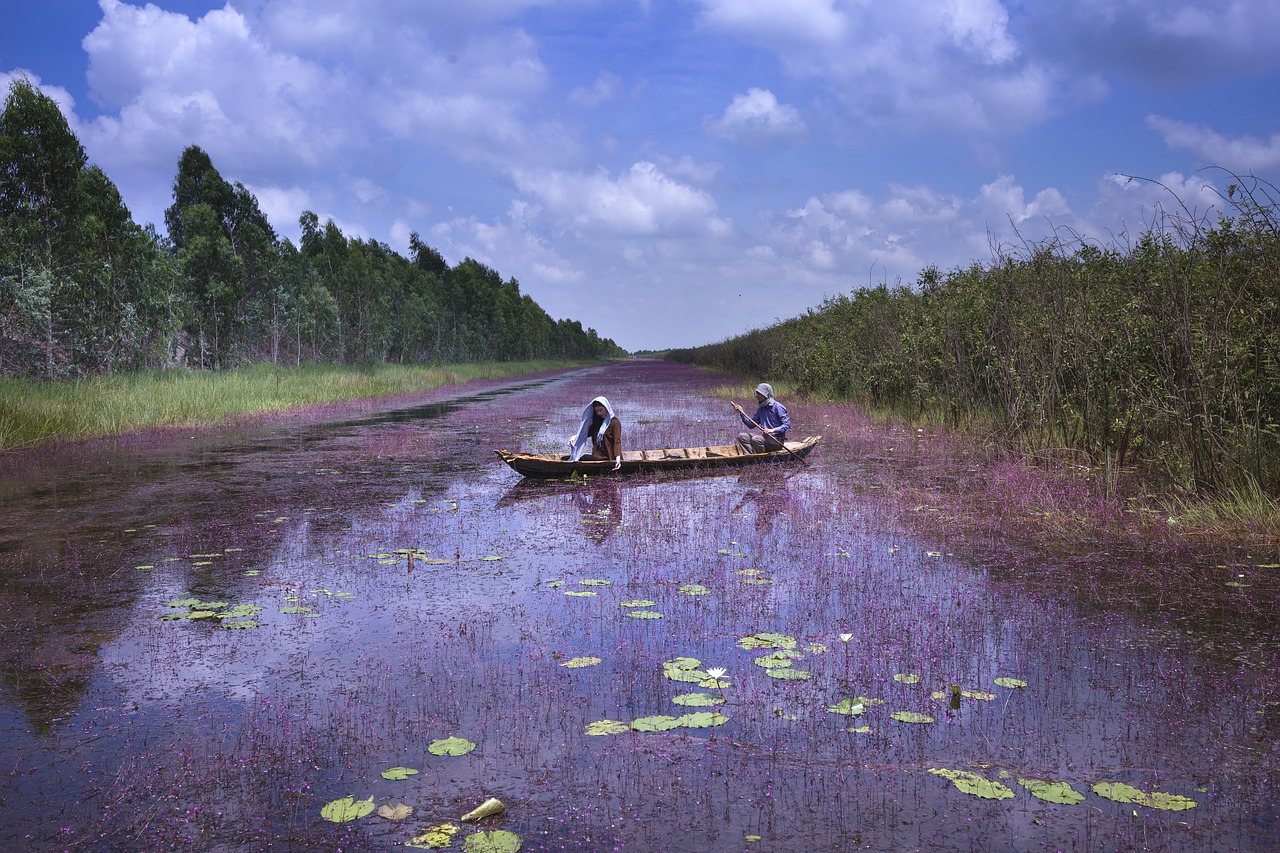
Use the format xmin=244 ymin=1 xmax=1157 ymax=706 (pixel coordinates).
xmin=3 ymin=1 xmax=1278 ymax=352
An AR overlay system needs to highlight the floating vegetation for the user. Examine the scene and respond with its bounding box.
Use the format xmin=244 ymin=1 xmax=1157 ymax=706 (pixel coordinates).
xmin=585 ymin=720 xmax=631 ymax=736
xmin=663 ymin=657 xmax=709 ymax=682
xmin=893 ymin=673 xmax=922 ymax=684
xmin=828 ymin=697 xmax=871 ymax=716
xmin=481 ymin=555 xmax=503 ymax=561
xmin=620 ymin=599 xmax=655 ymax=607
xmin=754 ymin=650 xmax=801 ymax=669
xmin=847 ymin=725 xmax=872 ymax=733
xmin=678 ymin=583 xmax=710 ymax=596
xmin=279 ymin=605 xmax=312 ymax=614
xmin=579 ymin=578 xmax=611 ymax=586
xmin=564 ymin=590 xmax=596 ymax=597
xmin=741 ymin=577 xmax=774 ymax=585
xmin=891 ymin=711 xmax=934 ymax=724
xmin=932 ymin=688 xmax=995 ymax=701
xmin=736 ymin=568 xmax=762 ymax=576
xmin=380 ymin=766 xmax=419 ymax=780
xmin=672 ymin=692 xmax=725 ymax=707
xmin=928 ymin=768 xmax=1015 ymax=799
xmin=407 ymin=823 xmax=459 ymax=849
xmin=632 ymin=715 xmax=682 ymax=732
xmin=737 ymin=632 xmax=797 ymax=650
xmin=133 ymin=564 xmax=154 ymax=570
xmin=461 ymin=797 xmax=506 ymax=822
xmin=626 ymin=610 xmax=664 ymax=619
xmin=321 ymin=795 xmax=375 ymax=822
xmin=463 ymin=830 xmax=522 ymax=853
xmin=428 ymin=737 xmax=476 ymax=757
xmin=547 ymin=580 xmax=565 ymax=589
xmin=560 ymin=656 xmax=601 ymax=668
xmin=994 ymin=677 xmax=1028 ymax=689
xmin=1017 ymin=778 xmax=1086 ymax=804
xmin=767 ymin=668 xmax=812 ymax=680
xmin=378 ymin=802 xmax=414 ymax=820
xmin=676 ymin=711 xmax=729 ymax=728
xmin=1091 ymin=782 xmax=1197 ymax=810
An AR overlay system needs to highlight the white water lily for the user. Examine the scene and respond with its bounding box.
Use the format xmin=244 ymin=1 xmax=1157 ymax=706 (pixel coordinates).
xmin=839 ymin=633 xmax=853 ymax=643
xmin=706 ymin=667 xmax=727 ymax=680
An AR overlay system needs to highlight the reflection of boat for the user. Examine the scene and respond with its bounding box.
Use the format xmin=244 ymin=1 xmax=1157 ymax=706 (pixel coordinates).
xmin=495 ymin=436 xmax=821 ymax=479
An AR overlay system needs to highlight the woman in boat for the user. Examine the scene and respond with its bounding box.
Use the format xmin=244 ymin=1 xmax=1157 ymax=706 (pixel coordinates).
xmin=732 ymin=383 xmax=789 ymax=454
xmin=567 ymin=396 xmax=622 ymax=471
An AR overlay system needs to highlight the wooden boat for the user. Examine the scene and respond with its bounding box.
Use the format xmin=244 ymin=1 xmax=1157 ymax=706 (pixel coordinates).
xmin=495 ymin=436 xmax=821 ymax=479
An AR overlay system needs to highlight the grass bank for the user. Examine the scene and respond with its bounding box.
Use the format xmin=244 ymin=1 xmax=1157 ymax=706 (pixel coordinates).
xmin=0 ymin=360 xmax=588 ymax=450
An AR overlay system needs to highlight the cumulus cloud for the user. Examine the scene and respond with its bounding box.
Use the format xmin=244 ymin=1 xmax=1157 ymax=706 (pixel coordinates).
xmin=697 ymin=0 xmax=848 ymax=47
xmin=511 ymin=161 xmax=729 ymax=237
xmin=707 ymin=88 xmax=807 ymax=143
xmin=1147 ymin=115 xmax=1280 ymax=173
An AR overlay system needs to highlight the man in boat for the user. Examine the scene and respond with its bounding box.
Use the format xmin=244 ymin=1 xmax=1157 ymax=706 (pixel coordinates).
xmin=732 ymin=383 xmax=790 ymax=454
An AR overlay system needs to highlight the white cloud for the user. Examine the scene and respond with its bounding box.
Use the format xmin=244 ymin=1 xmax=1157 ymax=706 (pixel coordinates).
xmin=511 ymin=161 xmax=729 ymax=237
xmin=707 ymin=88 xmax=807 ymax=143
xmin=1147 ymin=115 xmax=1280 ymax=173
xmin=697 ymin=0 xmax=848 ymax=46
xmin=569 ymin=72 xmax=623 ymax=107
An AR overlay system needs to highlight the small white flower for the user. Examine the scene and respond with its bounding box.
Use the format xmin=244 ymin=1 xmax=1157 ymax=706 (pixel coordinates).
xmin=839 ymin=633 xmax=853 ymax=643
xmin=705 ymin=667 xmax=727 ymax=680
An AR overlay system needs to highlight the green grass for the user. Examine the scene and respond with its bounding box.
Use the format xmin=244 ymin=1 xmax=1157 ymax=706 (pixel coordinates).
xmin=0 ymin=360 xmax=584 ymax=449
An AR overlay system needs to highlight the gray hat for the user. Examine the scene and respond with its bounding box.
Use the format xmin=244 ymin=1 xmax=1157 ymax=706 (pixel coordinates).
xmin=754 ymin=383 xmax=773 ymax=399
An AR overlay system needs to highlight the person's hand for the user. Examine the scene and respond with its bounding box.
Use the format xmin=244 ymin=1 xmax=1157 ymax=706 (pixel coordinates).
xmin=612 ymin=457 xmax=621 ymax=472
xmin=567 ymin=437 xmax=574 ymax=448
xmin=732 ymin=402 xmax=744 ymax=415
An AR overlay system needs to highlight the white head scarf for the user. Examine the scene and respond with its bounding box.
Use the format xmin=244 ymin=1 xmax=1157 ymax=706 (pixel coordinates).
xmin=755 ymin=383 xmax=773 ymax=400
xmin=569 ymin=396 xmax=616 ymax=461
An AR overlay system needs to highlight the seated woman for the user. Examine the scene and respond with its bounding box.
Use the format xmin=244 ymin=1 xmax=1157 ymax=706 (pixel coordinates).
xmin=567 ymin=396 xmax=622 ymax=471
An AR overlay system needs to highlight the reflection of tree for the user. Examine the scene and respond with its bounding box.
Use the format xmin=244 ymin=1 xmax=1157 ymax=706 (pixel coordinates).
xmin=570 ymin=480 xmax=623 ymax=544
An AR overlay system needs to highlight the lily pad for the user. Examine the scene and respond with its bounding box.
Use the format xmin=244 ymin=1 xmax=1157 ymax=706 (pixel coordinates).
xmin=754 ymin=650 xmax=801 ymax=669
xmin=464 ymin=830 xmax=522 ymax=853
xmin=579 ymin=578 xmax=611 ymax=586
xmin=766 ymin=668 xmax=812 ymax=680
xmin=321 ymin=795 xmax=375 ymax=822
xmin=561 ymin=656 xmax=602 ymax=668
xmin=620 ymin=599 xmax=655 ymax=607
xmin=563 ymin=590 xmax=596 ymax=597
xmin=380 ymin=766 xmax=419 ymax=781
xmin=674 ymin=711 xmax=729 ymax=728
xmin=928 ymin=768 xmax=1015 ymax=799
xmin=737 ymin=632 xmax=797 ymax=650
xmin=627 ymin=610 xmax=664 ymax=619
xmin=632 ymin=715 xmax=682 ymax=732
xmin=827 ymin=698 xmax=869 ymax=716
xmin=678 ymin=583 xmax=710 ymax=596
xmin=891 ymin=711 xmax=934 ymax=724
xmin=893 ymin=673 xmax=922 ymax=684
xmin=378 ymin=802 xmax=414 ymax=820
xmin=672 ymin=692 xmax=725 ymax=707
xmin=407 ymin=823 xmax=460 ymax=849
xmin=1018 ymin=778 xmax=1085 ymax=805
xmin=994 ymin=677 xmax=1027 ymax=689
xmin=1091 ymin=781 xmax=1197 ymax=810
xmin=428 ymin=737 xmax=476 ymax=757
xmin=585 ymin=720 xmax=631 ymax=736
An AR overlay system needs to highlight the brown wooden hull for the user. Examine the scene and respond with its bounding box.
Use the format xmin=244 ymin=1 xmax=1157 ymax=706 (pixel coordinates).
xmin=495 ymin=436 xmax=820 ymax=479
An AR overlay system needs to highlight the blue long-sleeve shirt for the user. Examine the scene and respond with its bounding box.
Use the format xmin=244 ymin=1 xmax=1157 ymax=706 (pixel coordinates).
xmin=741 ymin=399 xmax=789 ymax=436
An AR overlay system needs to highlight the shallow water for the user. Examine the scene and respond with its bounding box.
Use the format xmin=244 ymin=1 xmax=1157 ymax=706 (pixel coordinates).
xmin=1 ymin=360 xmax=1277 ymax=851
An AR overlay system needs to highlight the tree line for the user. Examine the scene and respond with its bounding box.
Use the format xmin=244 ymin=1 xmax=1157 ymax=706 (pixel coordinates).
xmin=668 ymin=177 xmax=1280 ymax=497
xmin=0 ymin=78 xmax=624 ymax=379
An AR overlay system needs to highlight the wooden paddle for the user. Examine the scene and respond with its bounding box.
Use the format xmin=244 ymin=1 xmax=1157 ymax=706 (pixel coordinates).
xmin=734 ymin=404 xmax=807 ymax=465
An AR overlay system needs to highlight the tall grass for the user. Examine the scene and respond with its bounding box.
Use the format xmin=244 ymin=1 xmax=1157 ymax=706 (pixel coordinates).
xmin=0 ymin=360 xmax=584 ymax=449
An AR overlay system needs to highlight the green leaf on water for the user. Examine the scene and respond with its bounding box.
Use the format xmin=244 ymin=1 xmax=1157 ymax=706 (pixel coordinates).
xmin=463 ymin=830 xmax=522 ymax=853
xmin=627 ymin=610 xmax=664 ymax=619
xmin=620 ymin=599 xmax=655 ymax=607
xmin=736 ymin=568 xmax=761 ymax=576
xmin=675 ymin=712 xmax=729 ymax=728
xmin=663 ymin=658 xmax=707 ymax=682
xmin=1017 ymin=778 xmax=1085 ymax=804
xmin=673 ymin=692 xmax=725 ymax=707
xmin=754 ymin=650 xmax=801 ymax=669
xmin=321 ymin=795 xmax=375 ymax=822
xmin=847 ymin=725 xmax=872 ymax=733
xmin=961 ymin=690 xmax=996 ymax=700
xmin=632 ymin=715 xmax=682 ymax=732
xmin=1091 ymin=782 xmax=1196 ymax=810
xmin=167 ymin=597 xmax=202 ymax=608
xmin=480 ymin=555 xmax=502 ymax=561
xmin=828 ymin=698 xmax=869 ymax=716
xmin=134 ymin=564 xmax=154 ymax=570
xmin=185 ymin=610 xmax=217 ymax=619
xmin=891 ymin=711 xmax=934 ymax=723
xmin=380 ymin=766 xmax=419 ymax=780
xmin=223 ymin=619 xmax=259 ymax=629
xmin=766 ymin=668 xmax=812 ymax=680
xmin=737 ymin=632 xmax=797 ymax=650
xmin=698 ymin=675 xmax=730 ymax=689
xmin=893 ymin=673 xmax=921 ymax=684
xmin=406 ymin=823 xmax=459 ymax=849
xmin=280 ymin=606 xmax=312 ymax=614
xmin=579 ymin=578 xmax=610 ymax=586
xmin=585 ymin=720 xmax=631 ymax=736
xmin=547 ymin=580 xmax=565 ymax=588
xmin=564 ymin=590 xmax=596 ymax=597
xmin=994 ymin=677 xmax=1027 ymax=688
xmin=561 ymin=656 xmax=602 ymax=668
xmin=741 ymin=578 xmax=774 ymax=585
xmin=679 ymin=583 xmax=710 ymax=595
xmin=428 ymin=737 xmax=476 ymax=757
xmin=377 ymin=802 xmax=413 ymax=820
xmin=928 ymin=768 xmax=1014 ymax=799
